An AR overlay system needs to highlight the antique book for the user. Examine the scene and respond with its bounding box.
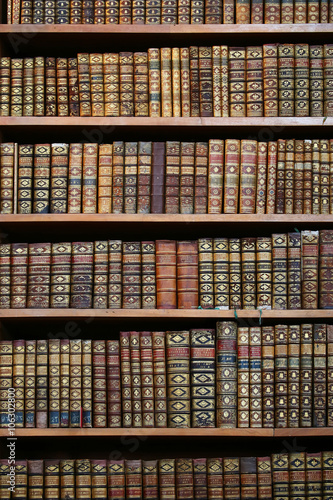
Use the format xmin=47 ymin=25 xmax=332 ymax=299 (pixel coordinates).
xmin=148 ymin=48 xmax=161 ymax=117
xmin=229 ymin=47 xmax=246 ymax=116
xmin=0 ymin=244 xmax=10 ymax=310
xmin=165 ymin=141 xmax=180 ymax=214
xmin=120 ymin=52 xmax=134 ymax=116
xmin=130 ymin=331 xmax=142 ymax=427
xmin=108 ymin=460 xmax=126 ymax=499
xmin=133 ymin=0 xmax=145 ymax=23
xmin=70 ymin=241 xmax=94 ymax=308
xmin=0 ymin=142 xmax=15 ymax=214
xmin=94 ymin=0 xmax=105 ymax=22
xmin=180 ymin=141 xmax=195 ymax=214
xmin=152 ymin=331 xmax=167 ymax=427
xmin=23 ymin=58 xmax=34 ymax=116
xmin=327 ymin=327 xmax=333 ymax=426
xmin=98 ymin=144 xmax=112 ymax=213
xmin=251 ymin=0 xmax=264 ymax=21
xmin=323 ymin=451 xmax=333 ymax=496
xmin=27 ymin=242 xmax=51 ymax=308
xmin=275 ymin=325 xmax=288 ymax=428
xmin=91 ymin=460 xmax=107 ymax=499
xmin=266 ymin=141 xmax=277 ymax=213
xmin=106 ymin=340 xmax=121 ymax=427
xmin=159 ymin=459 xmax=176 ymax=499
xmin=207 ymin=457 xmax=223 ymax=499
xmin=119 ymin=0 xmax=131 ymax=22
xmin=190 ymin=329 xmax=215 ymax=427
xmin=213 ymin=237 xmax=229 ymax=309
xmin=78 ymin=53 xmax=91 ymax=116
xmin=93 ymin=240 xmax=108 ymax=308
xmin=311 ymin=139 xmax=320 ymax=214
xmin=240 ymin=457 xmax=257 ymax=499
xmin=241 ymin=237 xmax=256 ymax=309
xmin=120 ymin=331 xmax=132 ymax=427
xmin=151 ymin=141 xmax=165 ymax=213
xmin=104 ymin=53 xmax=119 ymax=117
xmin=212 ymin=46 xmax=221 ymax=117
xmin=272 ymin=453 xmax=289 ymax=499
xmin=36 ymin=339 xmax=48 ymax=428
xmin=137 ymin=141 xmax=152 ymax=213
xmin=13 ymin=461 xmax=27 ymax=499
xmin=223 ymin=139 xmax=240 ymax=213
xmin=161 ymin=0 xmax=177 ymax=22
xmin=166 ymin=330 xmax=190 ymax=427
xmin=143 ymin=460 xmax=159 ymax=498
xmin=287 ymin=325 xmax=300 ymax=428
xmin=176 ymin=459 xmax=194 ymax=498
xmin=11 ymin=242 xmax=28 ymax=308
xmin=34 ymin=56 xmax=45 ymax=116
xmin=264 ymin=0 xmax=280 ymax=21
xmin=310 ymin=45 xmax=324 ymax=117
xmin=76 ymin=460 xmax=91 ymax=498
xmin=301 ymin=230 xmax=319 ymax=309
xmin=199 ymin=46 xmax=213 ymax=116
xmin=27 ymin=460 xmax=43 ymax=500
xmin=320 ymin=139 xmax=330 ymax=214
xmin=246 ymin=46 xmax=263 ymax=117
xmin=193 ymin=458 xmax=208 ymax=500
xmin=161 ymin=47 xmax=172 ymax=117
xmin=208 ymin=139 xmax=223 ymax=213
xmin=134 ymin=52 xmax=149 ymax=117
xmin=156 ymin=240 xmax=177 ymax=309
xmin=256 ymin=142 xmax=268 ymax=213
xmin=124 ymin=141 xmax=138 ymax=214
xmin=191 ymin=0 xmax=204 ymax=22
xmin=122 ymin=241 xmax=141 ymax=309
xmin=82 ymin=339 xmax=92 ymax=428
xmin=235 ymin=0 xmax=250 ymax=22
xmin=221 ymin=45 xmax=229 ymax=117
xmin=92 ymin=340 xmax=107 ymax=427
xmin=239 ymin=139 xmax=257 ymax=213
xmin=108 ymin=239 xmax=122 ymax=309
xmin=256 ymin=237 xmax=272 ymax=309
xmin=178 ymin=0 xmax=190 ymax=22
xmin=319 ymin=230 xmax=333 ymax=309
xmin=278 ymin=44 xmax=295 ymax=117
xmin=140 ymin=332 xmax=154 ymax=427
xmin=105 ymin=0 xmax=120 ymax=23
xmin=223 ymin=458 xmax=240 ymax=499
xmin=289 ymin=452 xmax=306 ymax=500
xmin=180 ymin=48 xmax=190 ymax=117
xmin=263 ymin=44 xmax=278 ymax=117
xmin=190 ymin=46 xmax=200 ymax=117
xmin=303 ymin=139 xmax=313 ymax=214
xmin=281 ymin=0 xmax=293 ymax=24
xmin=294 ymin=139 xmax=304 ymax=214
xmin=313 ymin=324 xmax=327 ymax=427
xmin=194 ymin=141 xmax=208 ymax=213
xmin=82 ymin=0 xmax=94 ymax=22
xmin=56 ymin=0 xmax=70 ymax=21
xmin=223 ymin=0 xmax=234 ymax=21
xmin=70 ymin=1 xmax=82 ymax=24
xmin=141 ymin=241 xmax=156 ymax=309
xmin=229 ymin=238 xmax=242 ymax=309
xmin=11 ymin=58 xmax=23 ymax=116
xmin=50 ymin=241 xmax=71 ymax=308
xmin=295 ymin=44 xmax=309 ymax=117
xmin=261 ymin=326 xmax=275 ymax=428
xmin=198 ymin=238 xmax=214 ymax=309
xmin=237 ymin=327 xmax=250 ymax=428
xmin=126 ymin=462 xmax=143 ymax=499
xmin=56 ymin=57 xmax=69 ymax=116
xmin=305 ymin=453 xmax=322 ymax=499
xmin=216 ymin=321 xmax=237 ymax=427
xmin=112 ymin=141 xmax=124 ymax=213
xmin=257 ymin=456 xmax=272 ymax=499
xmin=89 ymin=53 xmax=104 ymax=117
xmin=82 ymin=143 xmax=98 ymax=213
xmin=0 ymin=57 xmax=11 ymax=117
xmin=0 ymin=341 xmax=12 ymax=427
xmin=21 ymin=0 xmax=33 ymax=22
xmin=60 ymin=339 xmax=70 ymax=427
xmin=69 ymin=339 xmax=82 ymax=427
xmin=68 ymin=143 xmax=83 ymax=213
xmin=300 ymin=323 xmax=313 ymax=427
xmin=50 ymin=143 xmax=69 ymax=213
xmin=272 ymin=233 xmax=287 ymax=309
xmin=25 ymin=340 xmax=36 ymax=427
xmin=48 ymin=339 xmax=60 ymax=427
xmin=287 ymin=232 xmax=302 ymax=309
xmin=45 ymin=57 xmax=56 ymax=116
xmin=33 ymin=143 xmax=51 ymax=213
xmin=324 ymin=45 xmax=333 ymax=117
xmin=284 ymin=138 xmax=294 ymax=214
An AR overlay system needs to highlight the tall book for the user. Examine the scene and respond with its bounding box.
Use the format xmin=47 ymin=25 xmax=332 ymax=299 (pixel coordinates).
xmin=319 ymin=229 xmax=333 ymax=308
xmin=124 ymin=142 xmax=138 ymax=214
xmin=208 ymin=139 xmax=223 ymax=213
xmin=241 ymin=237 xmax=256 ymax=309
xmin=190 ymin=46 xmax=200 ymax=117
xmin=275 ymin=324 xmax=288 ymax=428
xmin=300 ymin=323 xmax=313 ymax=427
xmin=301 ymin=230 xmax=319 ymax=309
xmin=50 ymin=143 xmax=68 ymax=213
xmin=223 ymin=139 xmax=240 ymax=213
xmin=25 ymin=340 xmax=36 ymax=427
xmin=313 ymin=324 xmax=327 ymax=427
xmin=137 ymin=141 xmax=152 ymax=214
xmin=284 ymin=138 xmax=294 ymax=214
xmin=198 ymin=237 xmax=214 ymax=309
xmin=77 ymin=53 xmax=91 ymax=116
xmin=262 ymin=326 xmax=275 ymax=428
xmin=295 ymin=44 xmax=309 ymax=117
xmin=106 ymin=340 xmax=121 ymax=427
xmin=152 ymin=331 xmax=167 ymax=427
xmin=143 ymin=460 xmax=159 ymax=499
xmin=177 ymin=240 xmax=198 ymax=308
xmin=81 ymin=339 xmax=92 ymax=429
xmin=130 ymin=331 xmax=142 ymax=427
xmin=17 ymin=144 xmax=33 ymax=214
xmin=180 ymin=47 xmax=190 ymax=117
xmin=272 ymin=233 xmax=287 ymax=309
xmin=89 ymin=53 xmax=104 ymax=117
xmin=229 ymin=238 xmax=242 ymax=309
xmin=13 ymin=339 xmax=24 ymax=427
xmin=69 ymin=339 xmax=81 ymax=427
xmin=287 ymin=232 xmax=302 ymax=309
xmin=272 ymin=454 xmax=289 ymax=500
xmin=310 ymin=45 xmax=324 ymax=117
xmin=120 ymin=331 xmax=132 ymax=427
xmin=278 ymin=44 xmax=295 ymax=117
xmin=34 ymin=57 xmax=44 ymax=116
xmin=237 ymin=327 xmax=250 ymax=427
xmin=257 ymin=456 xmax=272 ymax=499
xmin=151 ymin=141 xmax=165 ymax=214
xmin=82 ymin=143 xmax=98 ymax=213
xmin=70 ymin=241 xmax=94 ymax=308
xmin=176 ymin=459 xmax=194 ymax=499
xmin=240 ymin=457 xmax=257 ymax=499
xmin=216 ymin=321 xmax=237 ymax=427
xmin=198 ymin=46 xmax=213 ymax=116
xmin=213 ymin=237 xmax=229 ymax=309
xmin=256 ymin=142 xmax=268 ymax=213
xmin=119 ymin=52 xmax=134 ymax=116
xmin=180 ymin=141 xmax=195 ymax=214
xmin=56 ymin=57 xmax=69 ymax=116
xmin=92 ymin=340 xmax=107 ymax=427
xmin=98 ymin=144 xmax=112 ymax=214
xmin=11 ymin=242 xmax=28 ymax=309
xmin=159 ymin=459 xmax=176 ymax=499
xmin=165 ymin=141 xmax=180 ymax=214
xmin=108 ymin=460 xmax=125 ymax=499
xmin=45 ymin=57 xmax=56 ymax=116
xmin=0 ymin=243 xmax=10 ymax=309
xmin=256 ymin=236 xmax=272 ymax=309
xmin=108 ymin=239 xmax=122 ymax=309
xmin=249 ymin=327 xmax=262 ymax=427
xmin=229 ymin=47 xmax=246 ymax=117
xmin=287 ymin=324 xmax=300 ymax=428
xmin=60 ymin=339 xmax=69 ymax=427
xmin=239 ymin=139 xmax=257 ymax=213
xmin=112 ymin=141 xmax=124 ymax=214
xmin=122 ymin=241 xmax=141 ymax=309
xmin=68 ymin=143 xmax=83 ymax=213
xmin=134 ymin=52 xmax=148 ymax=116
xmin=246 ymin=46 xmax=263 ymax=116
xmin=161 ymin=48 xmax=172 ymax=117
xmin=140 ymin=331 xmax=154 ymax=427
xmin=223 ymin=458 xmax=240 ymax=499
xmin=289 ymin=452 xmax=306 ymax=500
xmin=207 ymin=458 xmax=223 ymax=499
xmin=156 ymin=240 xmax=177 ymax=309
xmin=33 ymin=144 xmax=51 ymax=213
xmin=27 ymin=242 xmax=51 ymax=308
xmin=194 ymin=141 xmax=208 ymax=213
xmin=104 ymin=53 xmax=119 ymax=117
xmin=141 ymin=241 xmax=156 ymax=309
xmin=48 ymin=339 xmax=60 ymax=427
xmin=36 ymin=339 xmax=48 ymax=428
xmin=0 ymin=341 xmax=12 ymax=428
xmin=193 ymin=458 xmax=208 ymax=499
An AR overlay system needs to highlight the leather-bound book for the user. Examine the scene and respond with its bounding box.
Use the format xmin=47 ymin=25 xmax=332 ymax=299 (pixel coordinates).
xmin=313 ymin=324 xmax=327 ymax=426
xmin=120 ymin=52 xmax=134 ymax=117
xmin=246 ymin=46 xmax=263 ymax=116
xmin=331 ymin=139 xmax=333 ymax=213
xmin=295 ymin=44 xmax=309 ymax=117
xmin=134 ymin=52 xmax=148 ymax=117
xmin=308 ymin=0 xmax=320 ymax=19
xmin=122 ymin=242 xmax=141 ymax=309
xmin=287 ymin=232 xmax=302 ymax=309
xmin=50 ymin=143 xmax=68 ymax=213
xmin=251 ymin=0 xmax=263 ymax=21
xmin=166 ymin=330 xmax=190 ymax=427
xmin=190 ymin=46 xmax=200 ymax=117
xmin=159 ymin=459 xmax=176 ymax=499
xmin=223 ymin=458 xmax=240 ymax=499
xmin=287 ymin=325 xmax=300 ymax=428
xmin=36 ymin=339 xmax=48 ymax=428
xmin=91 ymin=460 xmax=107 ymax=499
xmin=229 ymin=238 xmax=242 ymax=309
xmin=108 ymin=239 xmax=122 ymax=309
xmin=56 ymin=0 xmax=70 ymax=22
xmin=237 ymin=327 xmax=250 ymax=428
xmin=180 ymin=48 xmax=190 ymax=117
xmin=274 ymin=325 xmax=288 ymax=428
xmin=199 ymin=47 xmax=213 ymax=117
xmin=240 ymin=457 xmax=257 ymax=499
xmin=156 ymin=240 xmax=177 ymax=309
xmin=98 ymin=144 xmax=112 ymax=214
xmin=207 ymin=458 xmax=223 ymax=499
xmin=223 ymin=139 xmax=240 ymax=213
xmin=33 ymin=143 xmax=51 ymax=213
xmin=278 ymin=44 xmax=295 ymax=117
xmin=284 ymin=138 xmax=295 ymax=214
xmin=323 ymin=451 xmax=333 ymax=496
xmin=104 ymin=53 xmax=120 ymax=117
xmin=151 ymin=141 xmax=165 ymax=214
xmin=305 ymin=453 xmax=322 ymax=499
xmin=78 ymin=53 xmax=91 ymax=116
xmin=0 ymin=57 xmax=11 ymax=117
xmin=221 ymin=46 xmax=229 ymax=117
xmin=178 ymin=0 xmax=190 ymax=23
xmin=152 ymin=331 xmax=167 ymax=427
xmin=266 ymin=141 xmax=277 ymax=214
xmin=320 ymin=230 xmax=333 ymax=309
xmin=60 ymin=339 xmax=69 ymax=427
xmin=137 ymin=141 xmax=152 ymax=213
xmin=70 ymin=241 xmax=94 ymax=308
xmin=89 ymin=53 xmax=104 ymax=117
xmin=125 ymin=460 xmax=142 ymax=499
xmin=264 ymin=0 xmax=280 ymax=21
xmin=212 ymin=46 xmax=221 ymax=117
xmin=303 ymin=139 xmax=312 ymax=214
xmin=300 ymin=324 xmax=313 ymax=427
xmin=82 ymin=143 xmax=98 ymax=213
xmin=198 ymin=238 xmax=214 ymax=309
xmin=0 ymin=341 xmax=12 ymax=428
xmin=132 ymin=0 xmax=144 ymax=23
xmin=302 ymin=230 xmax=319 ymax=309
xmin=106 ymin=340 xmax=121 ymax=427
xmin=205 ymin=0 xmax=222 ymax=22
xmin=108 ymin=460 xmax=125 ymax=499
xmin=272 ymin=453 xmax=289 ymax=499
xmin=177 ymin=240 xmax=198 ymax=309
xmin=223 ymin=0 xmax=234 ymax=21
xmin=82 ymin=0 xmax=94 ymax=21
xmin=0 ymin=142 xmax=15 ymax=214
xmin=294 ymin=0 xmax=306 ymax=21
xmin=263 ymin=44 xmax=278 ymax=117
xmin=146 ymin=0 xmax=160 ymax=23
xmin=94 ymin=0 xmax=106 ymax=22
xmin=82 ymin=340 xmax=92 ymax=428
xmin=124 ymin=141 xmax=138 ymax=214
xmin=249 ymin=329 xmax=263 ymax=428
xmin=21 ymin=0 xmax=33 ymax=22
xmin=148 ymin=48 xmax=161 ymax=117
xmin=194 ymin=141 xmax=208 ymax=213
xmin=14 ymin=461 xmax=27 ymax=499
xmin=76 ymin=459 xmax=91 ymax=498
xmin=69 ymin=339 xmax=82 ymax=427
xmin=320 ymin=139 xmax=330 ymax=214
xmin=34 ymin=56 xmax=45 ymax=116
xmin=142 ymin=241 xmax=156 ymax=309
xmin=161 ymin=0 xmax=177 ymax=22
xmin=193 ymin=458 xmax=207 ymax=499
xmin=92 ymin=340 xmax=107 ymax=427
xmin=112 ymin=141 xmax=124 ymax=213
xmin=241 ymin=237 xmax=256 ymax=309
xmin=48 ymin=339 xmax=60 ymax=427
xmin=140 ymin=332 xmax=154 ymax=427
xmin=119 ymin=0 xmax=131 ymax=22
xmin=191 ymin=0 xmax=204 ymax=22
xmin=130 ymin=331 xmax=142 ymax=427
xmin=257 ymin=456 xmax=272 ymax=499
xmin=239 ymin=139 xmax=257 ymax=213
xmin=56 ymin=58 xmax=69 ymax=116
xmin=272 ymin=233 xmax=287 ymax=309
xmin=235 ymin=0 xmax=250 ymax=21
xmin=105 ymin=0 xmax=119 ymax=22
xmin=289 ymin=452 xmax=306 ymax=499
xmin=120 ymin=331 xmax=132 ymax=427
xmin=93 ymin=240 xmax=108 ymax=309
xmin=11 ymin=58 xmax=23 ymax=116
xmin=281 ymin=0 xmax=293 ymax=22
xmin=143 ymin=460 xmax=158 ymax=498
xmin=229 ymin=47 xmax=246 ymax=117
xmin=27 ymin=242 xmax=51 ymax=308
xmin=45 ymin=57 xmax=56 ymax=116
xmin=312 ymin=139 xmax=320 ymax=214
xmin=25 ymin=340 xmax=36 ymax=427
xmin=213 ymin=237 xmax=229 ymax=309
xmin=275 ymin=139 xmax=286 ymax=214
xmin=51 ymin=241 xmax=71 ymax=308
xmin=11 ymin=242 xmax=28 ymax=308
xmin=68 ymin=143 xmax=83 ymax=213
xmin=27 ymin=460 xmax=43 ymax=500
xmin=321 ymin=0 xmax=329 ymax=21
xmin=70 ymin=0 xmax=83 ymax=23
xmin=11 ymin=341 xmax=24 ymax=426
xmin=190 ymin=329 xmax=215 ymax=427
xmin=68 ymin=58 xmax=79 ymax=116
xmin=216 ymin=321 xmax=237 ymax=427
xmin=33 ymin=0 xmax=44 ymax=22
xmin=0 ymin=244 xmax=10 ymax=310
xmin=180 ymin=141 xmax=195 ymax=214
xmin=23 ymin=58 xmax=33 ymax=116
xmin=261 ymin=326 xmax=274 ymax=428
xmin=176 ymin=459 xmax=194 ymax=498
xmin=294 ymin=139 xmax=304 ymax=214
xmin=161 ymin=48 xmax=172 ymax=117
xmin=165 ymin=141 xmax=180 ymax=214
xmin=208 ymin=139 xmax=223 ymax=213
xmin=256 ymin=236 xmax=272 ymax=310
xmin=310 ymin=45 xmax=324 ymax=117
xmin=171 ymin=47 xmax=180 ymax=117
xmin=256 ymin=142 xmax=267 ymax=214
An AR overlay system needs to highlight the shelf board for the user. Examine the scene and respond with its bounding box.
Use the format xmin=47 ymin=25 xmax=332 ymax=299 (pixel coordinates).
xmin=1 ymin=309 xmax=333 ymax=319
xmin=0 ymin=428 xmax=331 ymax=437
xmin=0 ymin=117 xmax=331 ymax=127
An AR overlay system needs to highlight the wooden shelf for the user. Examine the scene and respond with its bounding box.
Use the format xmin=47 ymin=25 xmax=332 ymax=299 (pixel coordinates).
xmin=1 ymin=309 xmax=333 ymax=319
xmin=0 ymin=428 xmax=331 ymax=437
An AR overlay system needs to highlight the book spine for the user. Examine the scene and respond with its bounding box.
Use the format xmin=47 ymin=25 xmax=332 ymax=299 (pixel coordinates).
xmin=165 ymin=141 xmax=180 ymax=214
xmin=287 ymin=325 xmax=300 ymax=428
xmin=303 ymin=139 xmax=312 ymax=214
xmin=76 ymin=459 xmax=91 ymax=498
xmin=34 ymin=56 xmax=44 ymax=116
xmin=36 ymin=339 xmax=48 ymax=428
xmin=94 ymin=0 xmax=105 ymax=22
xmin=0 ymin=57 xmax=11 ymax=117
xmin=229 ymin=47 xmax=246 ymax=116
xmin=207 ymin=458 xmax=223 ymax=499
xmin=119 ymin=0 xmax=131 ymax=22
xmin=82 ymin=0 xmax=94 ymax=22
xmin=78 ymin=53 xmax=91 ymax=116
xmin=212 ymin=46 xmax=221 ymax=117
xmin=312 ymin=139 xmax=321 ymax=214
xmin=191 ymin=0 xmax=204 ymax=22
xmin=193 ymin=458 xmax=207 ymax=500
xmin=0 ymin=143 xmax=15 ymax=214
xmin=213 ymin=237 xmax=229 ymax=309
xmin=256 ymin=237 xmax=272 ymax=309
xmin=51 ymin=241 xmax=71 ymax=308
xmin=68 ymin=143 xmax=83 ymax=213
xmin=141 ymin=241 xmax=156 ymax=309
xmin=294 ymin=0 xmax=307 ymax=22
xmin=130 ymin=331 xmax=142 ymax=427
xmin=264 ymin=0 xmax=280 ymax=21
xmin=301 ymin=230 xmax=319 ymax=309
xmin=272 ymin=453 xmax=289 ymax=499
xmin=239 ymin=139 xmax=257 ymax=213
xmin=281 ymin=0 xmax=293 ymax=24
xmin=176 ymin=458 xmax=194 ymax=498
xmin=180 ymin=47 xmax=190 ymax=117
xmin=323 ymin=451 xmax=333 ymax=497
xmin=221 ymin=46 xmax=229 ymax=117
xmin=112 ymin=141 xmax=124 ymax=213
xmin=148 ymin=48 xmax=161 ymax=117
xmin=21 ymin=0 xmax=33 ymax=22
xmin=93 ymin=240 xmax=108 ymax=308
xmin=56 ymin=0 xmax=70 ymax=21
xmin=27 ymin=242 xmax=51 ymax=308
xmin=90 ymin=53 xmax=104 ymax=117
xmin=178 ymin=0 xmax=190 ymax=22
xmin=151 ymin=141 xmax=165 ymax=214
xmin=223 ymin=0 xmax=234 ymax=21
xmin=278 ymin=44 xmax=295 ymax=117
xmin=125 ymin=460 xmax=142 ymax=499
xmin=108 ymin=460 xmax=125 ymax=499
xmin=295 ymin=44 xmax=309 ymax=117
xmin=266 ymin=141 xmax=278 ymax=213
xmin=237 ymin=327 xmax=250 ymax=428
xmin=33 ymin=143 xmax=51 ymax=213
xmin=272 ymin=233 xmax=287 ymax=309
xmin=98 ymin=144 xmax=112 ymax=213
xmin=162 ymin=0 xmax=177 ymax=21
xmin=91 ymin=460 xmax=107 ymax=499
xmin=70 ymin=241 xmax=94 ymax=308
xmin=108 ymin=239 xmax=122 ymax=309
xmin=216 ymin=321 xmax=237 ymax=427
xmin=263 ymin=44 xmax=278 ymax=117
xmin=236 ymin=0 xmax=250 ymax=21
xmin=229 ymin=238 xmax=242 ymax=309
xmin=120 ymin=332 xmax=132 ymax=427
xmin=300 ymin=323 xmax=313 ymax=427
xmin=262 ymin=326 xmax=275 ymax=428
xmin=70 ymin=0 xmax=82 ymax=22
xmin=159 ymin=459 xmax=176 ymax=499
xmin=69 ymin=339 xmax=82 ymax=427
xmin=310 ymin=45 xmax=324 ymax=117
xmin=223 ymin=139 xmax=240 ymax=213
xmin=50 ymin=142 xmax=68 ymax=213
xmin=257 ymin=456 xmax=272 ymax=499
xmin=137 ymin=141 xmax=153 ymax=213
xmin=199 ymin=46 xmax=213 ymax=117
xmin=25 ymin=340 xmax=36 ymax=427
xmin=11 ymin=58 xmax=23 ymax=117
xmin=256 ymin=142 xmax=268 ymax=213
xmin=308 ymin=0 xmax=320 ymax=19
xmin=68 ymin=58 xmax=79 ymax=116
xmin=289 ymin=452 xmax=306 ymax=500
xmin=120 ymin=51 xmax=134 ymax=117
xmin=27 ymin=460 xmax=43 ymax=499
xmin=284 ymin=138 xmax=295 ymax=214
xmin=161 ymin=47 xmax=172 ymax=117
xmin=45 ymin=57 xmax=56 ymax=117
xmin=249 ymin=338 xmax=262 ymax=430
xmin=321 ymin=0 xmax=329 ymax=21
xmin=198 ymin=237 xmax=214 ymax=309
xmin=143 ymin=460 xmax=159 ymax=499
xmin=223 ymin=458 xmax=240 ymax=499
xmin=152 ymin=331 xmax=167 ymax=427
xmin=313 ymin=324 xmax=327 ymax=426
xmin=82 ymin=142 xmax=98 ymax=213
xmin=177 ymin=240 xmax=198 ymax=309
xmin=294 ymin=139 xmax=304 ymax=214
xmin=190 ymin=328 xmax=215 ymax=427
xmin=246 ymin=46 xmax=263 ymax=117
xmin=275 ymin=325 xmax=288 ymax=428
xmin=104 ymin=53 xmax=119 ymax=117
xmin=106 ymin=340 xmax=121 ymax=427
xmin=306 ymin=452 xmax=322 ymax=499
xmin=48 ymin=339 xmax=60 ymax=428
xmin=56 ymin=58 xmax=69 ymax=116
xmin=287 ymin=232 xmax=302 ymax=309
xmin=23 ymin=58 xmax=34 ymax=116
xmin=194 ymin=141 xmax=208 ymax=213
xmin=241 ymin=237 xmax=256 ymax=309
xmin=166 ymin=330 xmax=190 ymax=427
xmin=180 ymin=141 xmax=195 ymax=214
xmin=11 ymin=242 xmax=28 ymax=308
xmin=140 ymin=331 xmax=154 ymax=427
xmin=320 ymin=139 xmax=330 ymax=214
xmin=124 ymin=141 xmax=138 ymax=214
xmin=134 ymin=52 xmax=148 ymax=117
xmin=190 ymin=46 xmax=200 ymax=117
xmin=327 ymin=326 xmax=333 ymax=426
xmin=92 ymin=340 xmax=107 ymax=427
xmin=81 ymin=339 xmax=92 ymax=429
xmin=60 ymin=339 xmax=69 ymax=427
xmin=132 ymin=0 xmax=145 ymax=22
xmin=320 ymin=230 xmax=333 ymax=309
xmin=208 ymin=139 xmax=223 ymax=213
xmin=122 ymin=241 xmax=141 ymax=309
xmin=240 ymin=457 xmax=257 ymax=499
xmin=0 ymin=244 xmax=10 ymax=310
xmin=33 ymin=0 xmax=44 ymax=22
xmin=0 ymin=341 xmax=12 ymax=428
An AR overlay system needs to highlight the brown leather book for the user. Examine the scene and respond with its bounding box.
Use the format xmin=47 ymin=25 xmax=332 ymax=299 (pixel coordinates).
xmin=93 ymin=240 xmax=108 ymax=309
xmin=120 ymin=332 xmax=132 ymax=427
xmin=246 ymin=46 xmax=263 ymax=117
xmin=27 ymin=242 xmax=51 ymax=308
xmin=140 ymin=332 xmax=154 ymax=427
xmin=261 ymin=326 xmax=274 ymax=428
xmin=152 ymin=331 xmax=167 ymax=427
xmin=104 ymin=53 xmax=120 ymax=117
xmin=237 ymin=326 xmax=249 ymax=427
xmin=56 ymin=57 xmax=69 ymax=116
xmin=106 ymin=340 xmax=121 ymax=427
xmin=295 ymin=44 xmax=309 ymax=118
xmin=11 ymin=242 xmax=28 ymax=309
xmin=122 ymin=242 xmax=141 ymax=309
xmin=223 ymin=458 xmax=240 ymax=499
xmin=137 ymin=141 xmax=152 ymax=214
xmin=165 ymin=141 xmax=180 ymax=214
xmin=180 ymin=141 xmax=195 ymax=214
xmin=177 ymin=240 xmax=199 ymax=309
xmin=151 ymin=141 xmax=165 ymax=214
xmin=313 ymin=324 xmax=327 ymax=427
xmin=207 ymin=458 xmax=223 ymax=499
xmin=208 ymin=139 xmax=223 ymax=213
xmin=287 ymin=325 xmax=301 ymax=428
xmin=141 ymin=241 xmax=156 ymax=309
xmin=172 ymin=47 xmax=181 ymax=117
xmin=274 ymin=325 xmax=288 ymax=428
xmin=229 ymin=47 xmax=246 ymax=117
xmin=156 ymin=240 xmax=177 ymax=309
xmin=240 ymin=457 xmax=257 ymax=499
xmin=98 ymin=144 xmax=112 ymax=214
xmin=89 ymin=53 xmax=104 ymax=117
xmin=176 ymin=459 xmax=194 ymax=498
xmin=161 ymin=48 xmax=172 ymax=117
xmin=134 ymin=52 xmax=148 ymax=117
xmin=199 ymin=47 xmax=213 ymax=117
xmin=194 ymin=141 xmax=208 ymax=213
xmin=124 ymin=142 xmax=138 ymax=214
xmin=301 ymin=230 xmax=319 ymax=309
xmin=190 ymin=46 xmax=200 ymax=117
xmin=300 ymin=324 xmax=313 ymax=427
xmin=70 ymin=241 xmax=94 ymax=308
xmin=120 ymin=52 xmax=134 ymax=117
xmin=92 ymin=340 xmax=107 ymax=428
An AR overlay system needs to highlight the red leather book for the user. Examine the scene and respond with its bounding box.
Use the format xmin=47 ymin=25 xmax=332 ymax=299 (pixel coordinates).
xmin=256 ymin=142 xmax=267 ymax=214
xmin=106 ymin=340 xmax=121 ymax=427
xmin=152 ymin=331 xmax=167 ymax=427
xmin=125 ymin=460 xmax=142 ymax=499
xmin=141 ymin=241 xmax=156 ymax=309
xmin=156 ymin=240 xmax=177 ymax=309
xmin=119 ymin=0 xmax=131 ymax=22
xmin=27 ymin=242 xmax=51 ymax=308
xmin=92 ymin=340 xmax=107 ymax=427
xmin=130 ymin=331 xmax=142 ymax=427
xmin=193 ymin=458 xmax=207 ymax=499
xmin=70 ymin=241 xmax=94 ymax=308
xmin=223 ymin=458 xmax=240 ymax=499
xmin=108 ymin=460 xmax=125 ymax=499
xmin=180 ymin=48 xmax=190 ymax=117
xmin=177 ymin=240 xmax=199 ymax=309
xmin=17 ymin=144 xmax=33 ymax=214
xmin=194 ymin=141 xmax=208 ymax=213
xmin=207 ymin=458 xmax=223 ymax=499
xmin=151 ymin=141 xmax=166 ymax=214
xmin=176 ymin=459 xmax=194 ymax=498
xmin=140 ymin=331 xmax=154 ymax=427
xmin=180 ymin=141 xmax=195 ymax=214
xmin=120 ymin=332 xmax=132 ymax=427
xmin=82 ymin=338 xmax=92 ymax=428
xmin=161 ymin=48 xmax=172 ymax=117
xmin=122 ymin=242 xmax=141 ymax=309
xmin=208 ymin=139 xmax=223 ymax=214
xmin=124 ymin=142 xmax=138 ymax=214
xmin=165 ymin=141 xmax=180 ymax=214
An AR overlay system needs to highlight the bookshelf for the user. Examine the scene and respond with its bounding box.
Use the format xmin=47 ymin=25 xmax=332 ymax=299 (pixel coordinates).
xmin=0 ymin=16 xmax=333 ymax=488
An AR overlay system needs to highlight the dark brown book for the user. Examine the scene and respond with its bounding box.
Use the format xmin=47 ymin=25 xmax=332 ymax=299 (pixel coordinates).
xmin=130 ymin=331 xmax=142 ymax=427
xmin=93 ymin=241 xmax=108 ymax=309
xmin=257 ymin=456 xmax=272 ymax=499
xmin=313 ymin=324 xmax=327 ymax=427
xmin=240 ymin=457 xmax=257 ymax=499
xmin=165 ymin=141 xmax=180 ymax=214
xmin=106 ymin=340 xmax=121 ymax=427
xmin=287 ymin=325 xmax=300 ymax=428
xmin=194 ymin=141 xmax=208 ymax=213
xmin=141 ymin=241 xmax=156 ymax=309
xmin=151 ymin=141 xmax=166 ymax=214
xmin=36 ymin=339 xmax=48 ymax=428
xmin=140 ymin=332 xmax=154 ymax=427
xmin=156 ymin=240 xmax=177 ymax=309
xmin=223 ymin=458 xmax=240 ymax=499
xmin=92 ymin=340 xmax=107 ymax=428
xmin=320 ymin=229 xmax=333 ymax=309
xmin=275 ymin=324 xmax=288 ymax=428
xmin=177 ymin=240 xmax=199 ymax=309
xmin=176 ymin=458 xmax=194 ymax=498
xmin=11 ymin=242 xmax=28 ymax=309
xmin=70 ymin=241 xmax=93 ymax=308
xmin=122 ymin=242 xmax=141 ymax=309
xmin=27 ymin=242 xmax=51 ymax=308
